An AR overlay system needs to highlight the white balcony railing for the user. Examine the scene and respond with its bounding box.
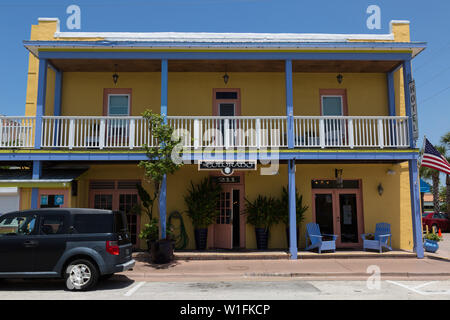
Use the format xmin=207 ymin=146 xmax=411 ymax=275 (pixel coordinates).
xmin=0 ymin=116 xmax=35 ymax=148
xmin=293 ymin=116 xmax=409 ymax=148
xmin=4 ymin=115 xmax=410 ymax=150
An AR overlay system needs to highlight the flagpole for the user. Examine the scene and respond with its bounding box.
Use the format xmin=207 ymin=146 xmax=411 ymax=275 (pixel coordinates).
xmin=418 ymin=135 xmax=426 ymax=168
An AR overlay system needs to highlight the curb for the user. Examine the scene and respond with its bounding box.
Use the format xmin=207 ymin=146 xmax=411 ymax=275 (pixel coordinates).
xmin=119 ymin=271 xmax=450 ymax=280
xmin=425 ymin=254 xmax=450 ymax=262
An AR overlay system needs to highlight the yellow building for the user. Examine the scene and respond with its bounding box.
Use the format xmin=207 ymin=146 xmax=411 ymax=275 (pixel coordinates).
xmin=0 ymin=18 xmax=426 ymax=258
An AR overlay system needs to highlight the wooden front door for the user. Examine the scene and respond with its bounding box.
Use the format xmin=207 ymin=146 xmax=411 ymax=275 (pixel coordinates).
xmin=312 ymin=188 xmax=363 ymax=248
xmin=210 ymin=174 xmax=245 ymax=249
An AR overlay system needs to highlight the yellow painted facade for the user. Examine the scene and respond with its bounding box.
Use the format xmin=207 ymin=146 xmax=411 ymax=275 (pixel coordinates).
xmin=20 ymin=162 xmax=412 ymax=250
xmin=17 ymin=18 xmax=421 ymax=254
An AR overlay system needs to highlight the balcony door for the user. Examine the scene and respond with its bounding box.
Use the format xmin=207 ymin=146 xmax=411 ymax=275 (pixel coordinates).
xmin=103 ymin=89 xmax=132 ymax=147
xmin=320 ymin=89 xmax=348 ymax=146
xmin=213 ymin=89 xmax=241 ymax=147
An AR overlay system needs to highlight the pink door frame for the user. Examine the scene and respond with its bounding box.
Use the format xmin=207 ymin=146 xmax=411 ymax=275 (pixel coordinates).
xmin=311 ymin=181 xmax=364 ymax=249
xmin=319 ymin=89 xmax=348 ymax=116
xmin=212 ymin=88 xmax=241 ymax=116
xmin=207 ymin=172 xmax=246 ymax=249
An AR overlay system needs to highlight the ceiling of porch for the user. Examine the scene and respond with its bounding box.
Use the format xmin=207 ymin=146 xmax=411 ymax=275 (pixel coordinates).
xmin=49 ymin=59 xmax=401 ymax=73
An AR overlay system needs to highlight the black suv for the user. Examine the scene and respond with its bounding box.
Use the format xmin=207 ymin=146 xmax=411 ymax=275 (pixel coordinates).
xmin=0 ymin=208 xmax=135 ymax=290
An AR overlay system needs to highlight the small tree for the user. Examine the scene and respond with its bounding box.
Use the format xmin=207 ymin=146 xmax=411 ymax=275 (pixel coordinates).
xmin=138 ymin=110 xmax=183 ymax=239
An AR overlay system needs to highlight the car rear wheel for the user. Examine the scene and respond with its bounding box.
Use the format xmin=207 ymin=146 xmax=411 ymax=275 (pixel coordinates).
xmin=64 ymin=259 xmax=99 ymax=291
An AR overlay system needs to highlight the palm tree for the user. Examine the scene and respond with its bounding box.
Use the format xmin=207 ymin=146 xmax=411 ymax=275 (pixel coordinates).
xmin=440 ymin=132 xmax=450 ymax=214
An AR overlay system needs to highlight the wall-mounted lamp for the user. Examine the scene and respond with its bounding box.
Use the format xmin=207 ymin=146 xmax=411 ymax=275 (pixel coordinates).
xmin=335 ymin=168 xmax=343 ymax=188
xmin=223 ymin=72 xmax=229 ymax=85
xmin=112 ymin=64 xmax=119 ymax=85
xmin=377 ymin=183 xmax=384 ymax=196
xmin=337 ymin=74 xmax=343 ymax=84
xmin=223 ymin=64 xmax=229 ymax=84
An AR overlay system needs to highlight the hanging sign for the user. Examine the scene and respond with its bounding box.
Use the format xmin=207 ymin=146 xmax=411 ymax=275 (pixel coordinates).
xmin=409 ymin=80 xmax=419 ymax=141
xmin=198 ymin=160 xmax=257 ymax=176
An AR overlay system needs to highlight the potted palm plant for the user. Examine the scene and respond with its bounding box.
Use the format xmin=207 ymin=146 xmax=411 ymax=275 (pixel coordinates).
xmin=245 ymin=195 xmax=280 ymax=250
xmin=279 ymin=186 xmax=308 ymax=248
xmin=184 ymin=177 xmax=222 ymax=250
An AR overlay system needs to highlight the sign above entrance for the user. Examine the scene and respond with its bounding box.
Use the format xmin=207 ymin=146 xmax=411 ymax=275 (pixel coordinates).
xmin=198 ymin=160 xmax=256 ymax=176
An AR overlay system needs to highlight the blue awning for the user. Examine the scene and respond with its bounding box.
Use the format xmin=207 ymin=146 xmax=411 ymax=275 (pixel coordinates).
xmin=420 ymin=179 xmax=431 ymax=193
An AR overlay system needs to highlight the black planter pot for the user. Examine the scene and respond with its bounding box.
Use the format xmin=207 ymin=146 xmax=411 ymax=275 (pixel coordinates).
xmin=285 ymin=227 xmax=299 ymax=248
xmin=255 ymin=227 xmax=269 ymax=250
xmin=194 ymin=228 xmax=208 ymax=250
xmin=150 ymin=239 xmax=174 ymax=264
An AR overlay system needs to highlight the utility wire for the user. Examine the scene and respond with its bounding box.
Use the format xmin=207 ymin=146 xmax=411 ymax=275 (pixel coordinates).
xmin=419 ymin=84 xmax=450 ymax=104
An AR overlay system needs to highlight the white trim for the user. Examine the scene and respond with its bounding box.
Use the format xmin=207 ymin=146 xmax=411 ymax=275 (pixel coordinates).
xmin=0 ymin=187 xmax=18 ymax=195
xmin=38 ymin=17 xmax=60 ymax=33
xmin=54 ymin=31 xmax=394 ymax=42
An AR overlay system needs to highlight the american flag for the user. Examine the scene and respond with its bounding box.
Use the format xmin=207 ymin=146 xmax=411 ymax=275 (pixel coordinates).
xmin=421 ymin=138 xmax=450 ymax=175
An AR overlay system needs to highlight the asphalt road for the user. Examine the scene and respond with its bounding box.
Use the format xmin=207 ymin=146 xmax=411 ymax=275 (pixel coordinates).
xmin=1 ymin=277 xmax=450 ymax=300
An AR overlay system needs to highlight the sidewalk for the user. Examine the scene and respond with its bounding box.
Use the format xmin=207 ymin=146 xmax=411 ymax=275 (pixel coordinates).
xmin=117 ymin=252 xmax=450 ymax=282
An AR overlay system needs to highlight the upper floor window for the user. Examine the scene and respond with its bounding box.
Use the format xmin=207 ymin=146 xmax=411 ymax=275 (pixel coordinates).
xmin=103 ymin=88 xmax=132 ymax=116
xmin=108 ymin=95 xmax=130 ymax=116
xmin=322 ymin=96 xmax=343 ymax=116
xmin=320 ymin=89 xmax=348 ymax=116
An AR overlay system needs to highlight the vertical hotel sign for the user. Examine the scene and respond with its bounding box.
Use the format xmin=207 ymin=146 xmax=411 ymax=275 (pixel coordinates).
xmin=409 ymin=80 xmax=419 ymax=141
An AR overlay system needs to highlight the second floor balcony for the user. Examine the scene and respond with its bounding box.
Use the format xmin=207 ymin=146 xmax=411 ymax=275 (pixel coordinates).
xmin=0 ymin=114 xmax=410 ymax=151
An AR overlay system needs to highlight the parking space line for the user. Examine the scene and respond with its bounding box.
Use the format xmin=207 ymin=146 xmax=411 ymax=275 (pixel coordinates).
xmin=386 ymin=280 xmax=450 ymax=296
xmin=124 ymin=281 xmax=145 ymax=297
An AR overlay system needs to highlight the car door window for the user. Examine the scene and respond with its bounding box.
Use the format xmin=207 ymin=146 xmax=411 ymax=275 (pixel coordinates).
xmin=0 ymin=214 xmax=37 ymax=236
xmin=39 ymin=215 xmax=67 ymax=235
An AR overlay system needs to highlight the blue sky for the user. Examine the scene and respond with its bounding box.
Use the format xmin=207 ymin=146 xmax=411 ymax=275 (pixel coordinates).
xmin=0 ymin=0 xmax=449 ymax=148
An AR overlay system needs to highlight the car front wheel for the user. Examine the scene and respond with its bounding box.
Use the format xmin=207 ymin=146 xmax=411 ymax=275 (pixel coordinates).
xmin=64 ymin=259 xmax=99 ymax=291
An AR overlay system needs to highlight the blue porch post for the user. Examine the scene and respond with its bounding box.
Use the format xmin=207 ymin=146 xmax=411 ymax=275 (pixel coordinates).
xmin=387 ymin=70 xmax=397 ymax=144
xmin=159 ymin=59 xmax=168 ymax=239
xmin=288 ymin=159 xmax=297 ymax=259
xmin=285 ymin=60 xmax=294 ymax=149
xmin=402 ymin=59 xmax=415 ymax=148
xmin=35 ymin=59 xmax=48 ymax=149
xmin=387 ymin=71 xmax=396 ymax=116
xmin=409 ymin=159 xmax=424 ymax=258
xmin=54 ymin=69 xmax=62 ymax=116
xmin=31 ymin=160 xmax=42 ymax=209
xmin=53 ymin=69 xmax=62 ymax=146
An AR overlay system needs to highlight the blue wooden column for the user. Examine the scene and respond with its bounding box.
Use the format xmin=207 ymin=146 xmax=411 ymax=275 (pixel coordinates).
xmin=54 ymin=69 xmax=62 ymax=116
xmin=288 ymin=159 xmax=297 ymax=259
xmin=402 ymin=59 xmax=415 ymax=148
xmin=35 ymin=59 xmax=48 ymax=149
xmin=409 ymin=159 xmax=424 ymax=259
xmin=285 ymin=60 xmax=294 ymax=149
xmin=387 ymin=71 xmax=396 ymax=116
xmin=30 ymin=160 xmax=42 ymax=209
xmin=159 ymin=59 xmax=168 ymax=239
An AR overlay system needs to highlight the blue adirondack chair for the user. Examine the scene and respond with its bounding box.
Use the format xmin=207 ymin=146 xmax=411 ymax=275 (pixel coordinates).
xmin=305 ymin=223 xmax=338 ymax=253
xmin=361 ymin=222 xmax=392 ymax=253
